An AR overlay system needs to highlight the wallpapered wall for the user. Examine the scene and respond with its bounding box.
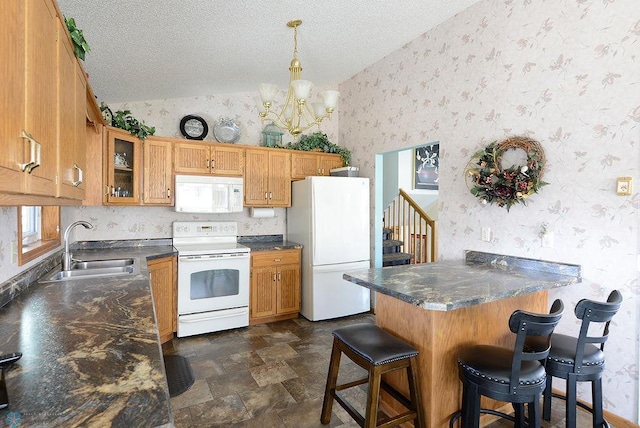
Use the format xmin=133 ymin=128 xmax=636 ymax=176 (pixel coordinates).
xmin=338 ymin=0 xmax=639 ymax=421
xmin=0 ymin=0 xmax=637 ymax=421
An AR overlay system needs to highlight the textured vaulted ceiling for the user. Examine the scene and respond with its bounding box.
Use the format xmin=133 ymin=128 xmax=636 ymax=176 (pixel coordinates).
xmin=56 ymin=0 xmax=481 ymax=103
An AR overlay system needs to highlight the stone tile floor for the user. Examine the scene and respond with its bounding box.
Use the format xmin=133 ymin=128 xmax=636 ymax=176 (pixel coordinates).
xmin=162 ymin=313 xmax=602 ymax=427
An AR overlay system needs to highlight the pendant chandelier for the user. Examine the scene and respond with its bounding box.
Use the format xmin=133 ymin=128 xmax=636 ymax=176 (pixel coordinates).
xmin=257 ymin=20 xmax=339 ymax=137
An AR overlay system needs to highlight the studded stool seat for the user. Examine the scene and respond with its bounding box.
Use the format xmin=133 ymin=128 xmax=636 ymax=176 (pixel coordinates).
xmin=321 ymin=323 xmax=424 ymax=428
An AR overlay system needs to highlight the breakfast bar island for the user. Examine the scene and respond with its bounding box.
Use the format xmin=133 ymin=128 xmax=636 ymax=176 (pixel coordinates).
xmin=343 ymin=251 xmax=581 ymax=427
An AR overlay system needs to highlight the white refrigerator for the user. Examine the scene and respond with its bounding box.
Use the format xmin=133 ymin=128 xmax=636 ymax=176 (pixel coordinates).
xmin=287 ymin=176 xmax=371 ymax=321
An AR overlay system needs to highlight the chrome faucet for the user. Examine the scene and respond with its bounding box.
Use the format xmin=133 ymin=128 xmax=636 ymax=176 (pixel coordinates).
xmin=62 ymin=221 xmax=93 ymax=271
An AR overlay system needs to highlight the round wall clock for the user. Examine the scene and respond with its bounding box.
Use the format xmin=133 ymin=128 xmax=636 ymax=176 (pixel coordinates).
xmin=179 ymin=115 xmax=208 ymax=140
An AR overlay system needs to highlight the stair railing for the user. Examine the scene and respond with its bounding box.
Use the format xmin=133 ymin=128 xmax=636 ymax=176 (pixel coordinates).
xmin=383 ymin=189 xmax=437 ymax=263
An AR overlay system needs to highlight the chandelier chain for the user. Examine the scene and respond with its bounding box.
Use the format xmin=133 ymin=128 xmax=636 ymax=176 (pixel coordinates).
xmin=293 ymin=25 xmax=298 ymax=59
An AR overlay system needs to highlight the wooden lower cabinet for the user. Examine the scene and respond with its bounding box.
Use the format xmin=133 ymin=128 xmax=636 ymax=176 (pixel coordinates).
xmin=148 ymin=256 xmax=177 ymax=344
xmin=250 ymin=249 xmax=301 ymax=325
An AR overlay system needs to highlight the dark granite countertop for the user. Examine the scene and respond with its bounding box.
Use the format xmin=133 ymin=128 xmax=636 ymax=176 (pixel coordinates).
xmin=0 ymin=243 xmax=176 ymax=427
xmin=344 ymin=251 xmax=581 ymax=311
xmin=238 ymin=235 xmax=302 ymax=252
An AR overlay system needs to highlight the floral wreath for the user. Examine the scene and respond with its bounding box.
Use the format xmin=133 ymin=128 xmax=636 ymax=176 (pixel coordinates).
xmin=465 ymin=136 xmax=548 ymax=211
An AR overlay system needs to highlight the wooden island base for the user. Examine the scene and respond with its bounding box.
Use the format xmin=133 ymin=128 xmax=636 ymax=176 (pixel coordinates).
xmin=376 ymin=291 xmax=548 ymax=428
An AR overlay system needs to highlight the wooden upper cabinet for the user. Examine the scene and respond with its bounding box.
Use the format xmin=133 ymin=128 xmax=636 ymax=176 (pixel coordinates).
xmin=244 ymin=148 xmax=291 ymax=207
xmin=104 ymin=127 xmax=141 ymax=205
xmin=143 ymin=138 xmax=173 ymax=205
xmin=1 ymin=0 xmax=94 ymax=203
xmin=291 ymin=152 xmax=320 ymax=179
xmin=173 ymin=142 xmax=209 ymax=174
xmin=319 ymin=154 xmax=343 ymax=176
xmin=291 ymin=152 xmax=343 ymax=180
xmin=23 ymin=0 xmax=57 ymax=196
xmin=0 ymin=0 xmax=26 ymax=194
xmin=174 ymin=141 xmax=244 ymax=176
xmin=73 ymin=62 xmax=87 ymax=200
xmin=212 ymin=145 xmax=244 ymax=176
xmin=56 ymin=19 xmax=86 ymax=200
xmin=268 ymin=150 xmax=291 ymax=206
xmin=0 ymin=0 xmax=57 ymax=197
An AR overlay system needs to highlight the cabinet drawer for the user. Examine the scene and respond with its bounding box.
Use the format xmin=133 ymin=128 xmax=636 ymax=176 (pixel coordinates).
xmin=251 ymin=249 xmax=300 ymax=268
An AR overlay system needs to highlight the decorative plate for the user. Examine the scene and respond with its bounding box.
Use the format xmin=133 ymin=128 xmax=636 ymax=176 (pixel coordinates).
xmin=180 ymin=115 xmax=208 ymax=140
xmin=213 ymin=117 xmax=241 ymax=143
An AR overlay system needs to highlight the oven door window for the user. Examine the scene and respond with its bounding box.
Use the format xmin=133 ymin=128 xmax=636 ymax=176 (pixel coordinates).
xmin=190 ymin=269 xmax=239 ymax=299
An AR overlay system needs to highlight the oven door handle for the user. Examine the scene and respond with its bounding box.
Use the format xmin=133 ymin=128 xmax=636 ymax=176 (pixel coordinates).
xmin=179 ymin=253 xmax=249 ymax=261
xmin=180 ymin=308 xmax=248 ymax=322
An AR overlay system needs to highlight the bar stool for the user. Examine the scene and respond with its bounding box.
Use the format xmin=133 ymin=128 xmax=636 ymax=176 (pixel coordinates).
xmin=320 ymin=323 xmax=424 ymax=428
xmin=450 ymin=299 xmax=564 ymax=428
xmin=542 ymin=290 xmax=622 ymax=428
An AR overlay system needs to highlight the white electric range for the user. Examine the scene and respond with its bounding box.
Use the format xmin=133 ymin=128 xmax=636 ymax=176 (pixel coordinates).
xmin=172 ymin=221 xmax=250 ymax=337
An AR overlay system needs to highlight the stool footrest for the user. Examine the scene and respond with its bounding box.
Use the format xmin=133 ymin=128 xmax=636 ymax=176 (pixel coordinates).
xmin=334 ymin=391 xmax=365 ymax=426
xmin=335 ymin=377 xmax=368 ymax=391
xmin=545 ymin=392 xmax=610 ymax=428
xmin=380 ymin=380 xmax=413 ymax=411
xmin=332 ymin=380 xmax=417 ymax=428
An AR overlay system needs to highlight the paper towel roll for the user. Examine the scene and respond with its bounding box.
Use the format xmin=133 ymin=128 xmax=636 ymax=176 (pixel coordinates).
xmin=250 ymin=207 xmax=275 ymax=218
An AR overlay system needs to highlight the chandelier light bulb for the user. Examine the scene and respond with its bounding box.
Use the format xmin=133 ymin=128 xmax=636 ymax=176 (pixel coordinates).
xmin=284 ymin=104 xmax=293 ymax=120
xmin=312 ymin=102 xmax=326 ymax=119
xmin=291 ymin=80 xmax=313 ymax=100
xmin=321 ymin=90 xmax=340 ymax=109
xmin=259 ymin=83 xmax=278 ymax=104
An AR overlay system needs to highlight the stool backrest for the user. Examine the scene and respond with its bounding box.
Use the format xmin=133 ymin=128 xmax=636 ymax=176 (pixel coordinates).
xmin=572 ymin=290 xmax=622 ymax=366
xmin=507 ymin=299 xmax=564 ymax=392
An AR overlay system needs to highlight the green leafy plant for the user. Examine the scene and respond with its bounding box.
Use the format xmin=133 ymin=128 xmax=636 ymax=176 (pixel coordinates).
xmin=112 ymin=110 xmax=156 ymax=140
xmin=286 ymin=132 xmax=352 ymax=166
xmin=64 ymin=17 xmax=90 ymax=61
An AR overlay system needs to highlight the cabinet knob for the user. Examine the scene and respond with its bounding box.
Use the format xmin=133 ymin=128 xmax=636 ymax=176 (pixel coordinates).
xmin=274 ymin=258 xmax=281 ymax=262
xmin=167 ymin=188 xmax=171 ymax=198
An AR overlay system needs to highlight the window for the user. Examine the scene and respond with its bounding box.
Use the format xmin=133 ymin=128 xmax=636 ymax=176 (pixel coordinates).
xmin=21 ymin=206 xmax=41 ymax=246
xmin=18 ymin=206 xmax=60 ymax=265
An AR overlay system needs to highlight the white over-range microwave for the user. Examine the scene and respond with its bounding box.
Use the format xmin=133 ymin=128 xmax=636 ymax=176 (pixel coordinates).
xmin=175 ymin=175 xmax=244 ymax=213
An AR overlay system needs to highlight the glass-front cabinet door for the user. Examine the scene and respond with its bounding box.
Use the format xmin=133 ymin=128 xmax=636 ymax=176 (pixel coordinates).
xmin=104 ymin=127 xmax=140 ymax=205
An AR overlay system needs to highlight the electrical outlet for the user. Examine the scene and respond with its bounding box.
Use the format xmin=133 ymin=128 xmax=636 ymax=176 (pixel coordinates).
xmin=481 ymin=227 xmax=491 ymax=242
xmin=542 ymin=232 xmax=554 ymax=248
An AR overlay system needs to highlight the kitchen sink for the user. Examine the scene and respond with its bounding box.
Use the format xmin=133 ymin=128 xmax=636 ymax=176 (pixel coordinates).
xmin=71 ymin=258 xmax=135 ymax=270
xmin=40 ymin=258 xmax=138 ymax=282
